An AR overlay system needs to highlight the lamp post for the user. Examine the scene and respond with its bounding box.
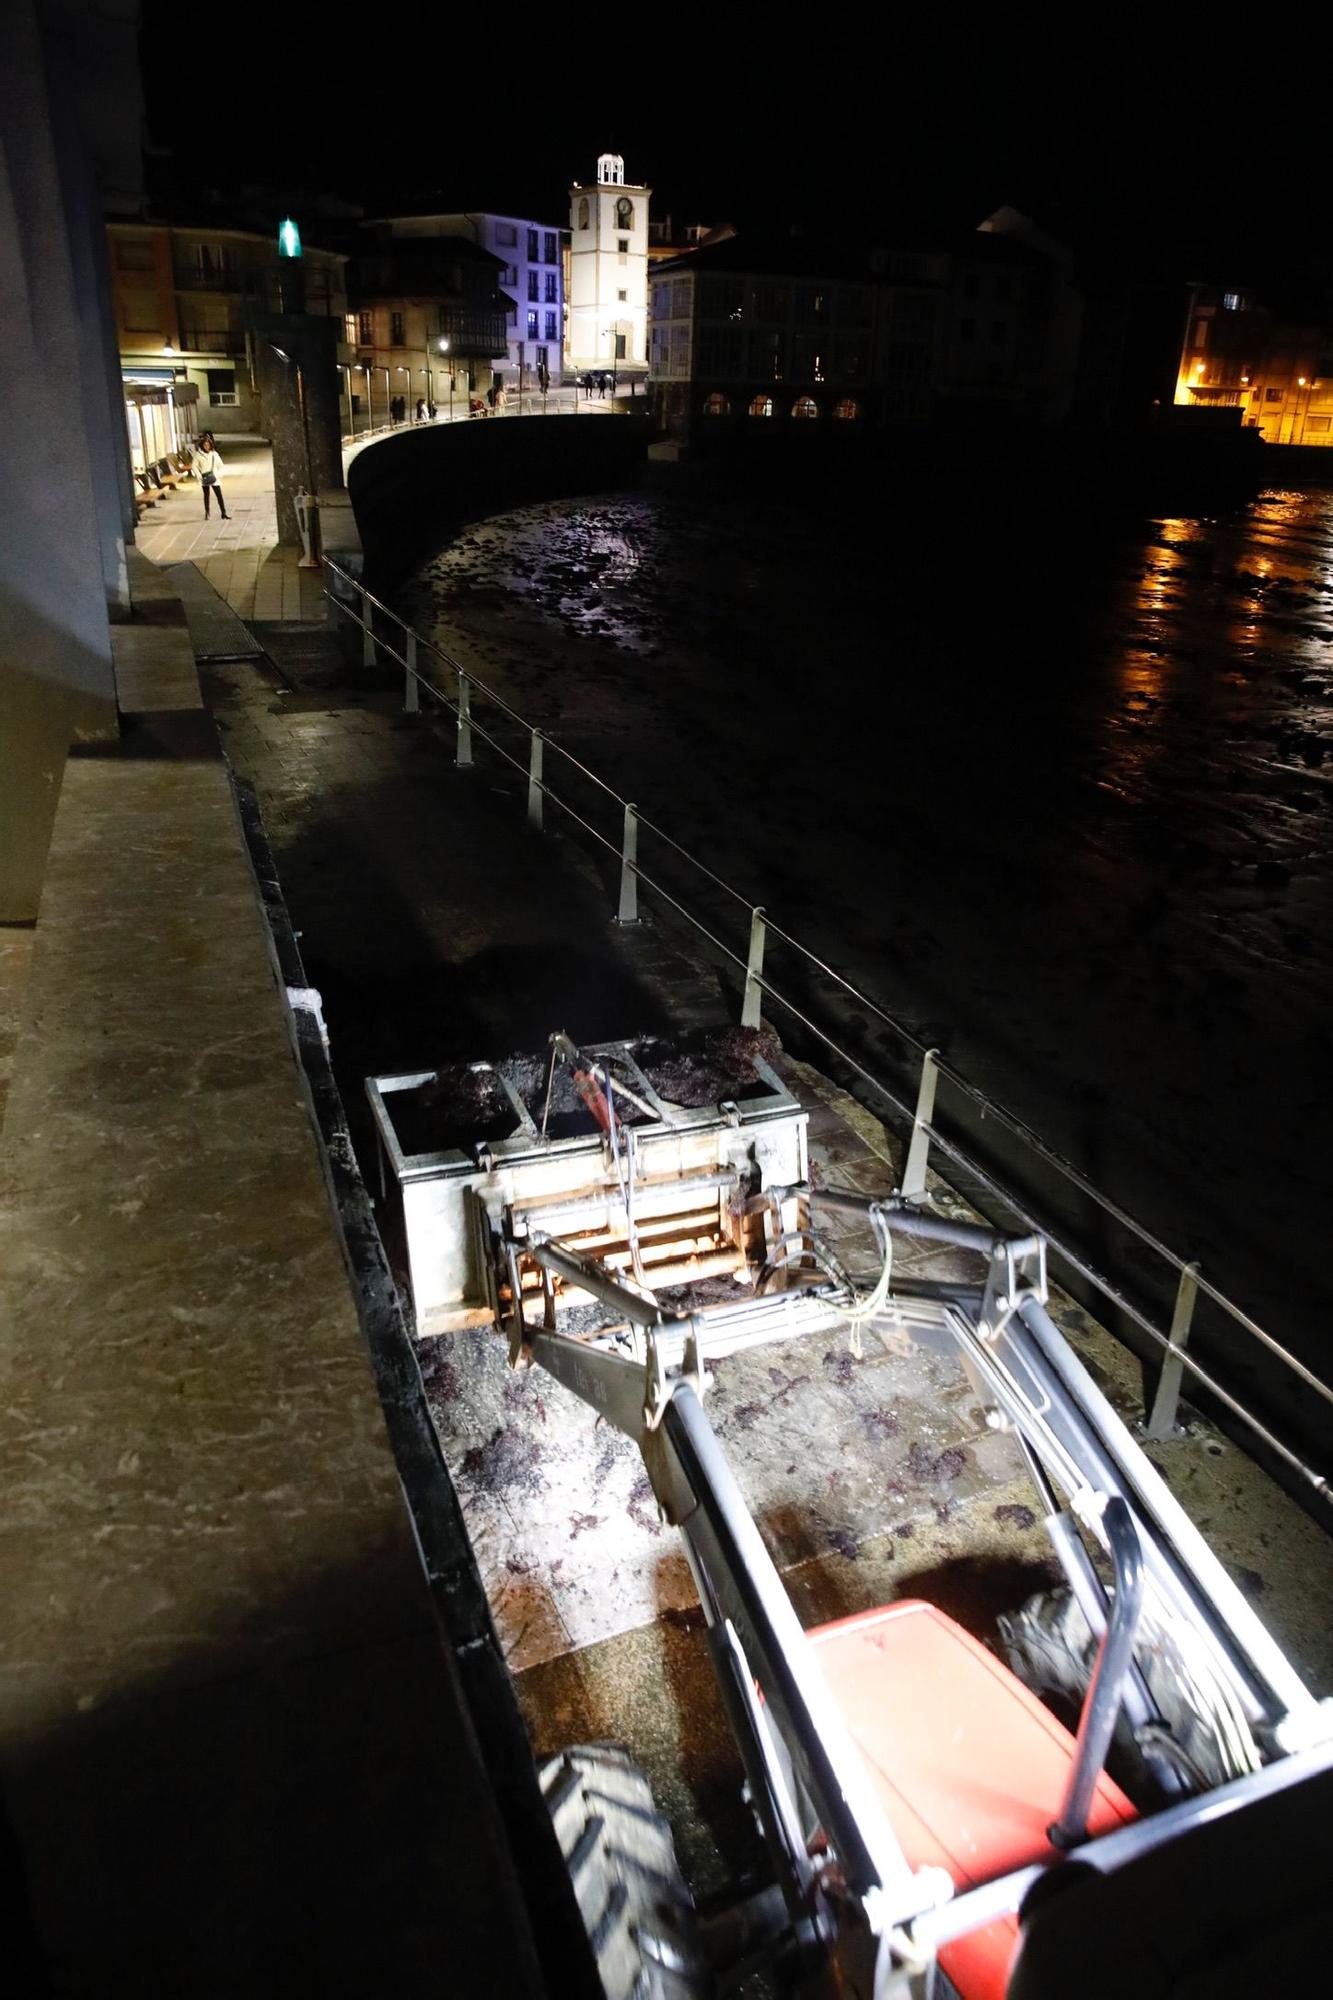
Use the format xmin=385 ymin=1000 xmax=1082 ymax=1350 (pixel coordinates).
xmin=438 ymin=337 xmax=450 ymax=421
xmin=380 ymin=365 xmax=391 ymax=431
xmin=341 ymin=364 xmax=355 ymax=441
xmin=395 ymin=364 xmax=411 ymax=424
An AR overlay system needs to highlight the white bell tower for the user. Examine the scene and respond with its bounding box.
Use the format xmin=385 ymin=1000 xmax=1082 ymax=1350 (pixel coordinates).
xmin=566 ymin=151 xmax=652 ymax=379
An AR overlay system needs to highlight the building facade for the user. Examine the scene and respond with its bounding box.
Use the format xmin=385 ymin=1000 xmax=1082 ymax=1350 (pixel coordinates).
xmin=567 ymin=154 xmax=651 ymax=379
xmin=936 ymin=209 xmax=1083 ymax=429
xmin=378 ymin=213 xmax=566 ymax=389
xmin=107 ymin=221 xmax=347 ymax=450
xmin=347 ymin=225 xmax=510 ymax=426
xmin=1174 ymin=284 xmax=1333 ymax=446
xmin=648 ymin=235 xmax=942 ymax=440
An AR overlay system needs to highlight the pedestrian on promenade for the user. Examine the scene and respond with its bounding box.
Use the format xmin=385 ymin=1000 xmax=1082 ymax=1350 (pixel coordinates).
xmin=428 ymin=399 xmax=438 ymax=421
xmin=195 ymin=433 xmax=229 ymax=521
xmin=597 ymin=371 xmax=607 ymax=398
xmin=487 ymin=380 xmax=497 ymax=411
xmin=581 ymin=372 xmax=592 ymax=400
xmin=415 ymin=397 xmax=426 ymax=423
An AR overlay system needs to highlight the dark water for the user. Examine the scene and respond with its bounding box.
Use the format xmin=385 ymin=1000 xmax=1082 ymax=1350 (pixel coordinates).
xmin=401 ymin=478 xmax=1333 ymax=1451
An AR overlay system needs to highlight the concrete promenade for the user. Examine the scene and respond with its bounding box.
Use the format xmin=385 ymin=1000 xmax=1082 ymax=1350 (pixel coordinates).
xmin=0 ymin=558 xmax=551 ymax=1994
xmin=132 ymin=440 xmax=324 ymax=623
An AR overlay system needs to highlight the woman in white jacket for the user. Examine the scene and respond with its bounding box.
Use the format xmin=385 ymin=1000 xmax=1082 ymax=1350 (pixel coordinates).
xmin=194 ymin=433 xmax=230 ymax=521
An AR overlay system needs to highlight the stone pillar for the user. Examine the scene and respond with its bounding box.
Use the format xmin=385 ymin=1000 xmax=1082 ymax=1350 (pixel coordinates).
xmin=251 ymin=314 xmax=345 ymax=546
xmin=0 ymin=0 xmax=135 ymax=921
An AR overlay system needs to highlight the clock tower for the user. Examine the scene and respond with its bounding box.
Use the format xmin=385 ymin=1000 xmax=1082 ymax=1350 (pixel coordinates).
xmin=566 ymin=152 xmax=651 ymax=379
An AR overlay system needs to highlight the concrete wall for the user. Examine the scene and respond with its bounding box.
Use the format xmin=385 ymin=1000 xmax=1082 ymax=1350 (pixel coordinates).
xmin=0 ymin=0 xmax=139 ymax=921
xmin=252 ymin=314 xmax=345 ymax=545
xmin=347 ymin=414 xmax=648 ymax=593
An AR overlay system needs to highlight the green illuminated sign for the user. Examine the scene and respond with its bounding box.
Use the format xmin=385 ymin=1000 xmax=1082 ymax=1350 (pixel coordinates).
xmin=278 ymin=217 xmax=302 ymax=259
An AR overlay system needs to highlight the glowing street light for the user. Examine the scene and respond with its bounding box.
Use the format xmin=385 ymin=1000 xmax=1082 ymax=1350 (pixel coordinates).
xmin=278 ymin=216 xmax=302 ymax=260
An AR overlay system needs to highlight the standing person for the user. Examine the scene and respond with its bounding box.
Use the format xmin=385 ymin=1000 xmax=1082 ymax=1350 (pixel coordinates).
xmin=195 ymin=433 xmax=229 ymax=521
xmin=597 ymin=371 xmax=607 ymax=398
xmin=428 ymin=398 xmax=438 ymax=421
xmin=415 ymin=397 xmax=426 ymax=423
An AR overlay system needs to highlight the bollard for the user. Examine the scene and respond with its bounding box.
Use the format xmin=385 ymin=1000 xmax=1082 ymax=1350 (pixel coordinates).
xmin=740 ymin=907 xmax=767 ymax=1029
xmin=900 ymin=1048 xmax=940 ymax=1201
xmin=528 ymin=729 xmax=544 ymax=830
xmin=457 ymin=673 xmax=473 ymax=768
xmin=404 ymin=630 xmax=420 ymax=713
xmin=360 ymin=588 xmax=376 ymax=669
xmin=617 ymin=803 xmax=639 ymax=924
xmin=1146 ymin=1261 xmax=1201 ymax=1439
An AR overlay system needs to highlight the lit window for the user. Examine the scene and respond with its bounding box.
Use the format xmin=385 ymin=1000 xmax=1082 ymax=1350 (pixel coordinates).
xmin=703 ymin=392 xmax=729 ymax=416
xmin=791 ymin=395 xmax=819 ymax=419
xmin=748 ymin=393 xmax=773 ymax=417
xmin=1223 ymin=291 xmax=1241 ymax=311
xmin=833 ymin=398 xmax=859 ymax=419
xmin=527 ymin=311 xmax=538 ymax=338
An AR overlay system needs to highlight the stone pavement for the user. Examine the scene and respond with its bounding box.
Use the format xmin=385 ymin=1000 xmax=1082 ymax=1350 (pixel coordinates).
xmin=133 ymin=440 xmax=324 ymax=623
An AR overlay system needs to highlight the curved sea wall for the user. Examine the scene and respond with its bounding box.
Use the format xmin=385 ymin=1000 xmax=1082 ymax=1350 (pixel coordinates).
xmin=347 ymin=415 xmax=649 ymax=593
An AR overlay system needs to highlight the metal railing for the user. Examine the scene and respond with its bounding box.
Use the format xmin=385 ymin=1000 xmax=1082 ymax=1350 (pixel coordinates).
xmin=322 ymin=557 xmax=1333 ymax=1503
xmin=340 ymin=387 xmax=626 ymax=447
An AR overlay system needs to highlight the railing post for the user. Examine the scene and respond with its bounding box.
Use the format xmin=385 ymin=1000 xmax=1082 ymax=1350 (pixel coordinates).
xmin=617 ymin=803 xmax=639 ymax=924
xmin=741 ymin=906 xmax=766 ymax=1029
xmin=900 ymin=1048 xmax=940 ymax=1201
xmin=1146 ymin=1261 xmax=1201 ymax=1439
xmin=527 ymin=728 xmax=544 ymax=830
xmin=456 ymin=673 xmax=473 ymax=768
xmin=404 ymin=630 xmax=420 ymax=713
xmin=360 ymin=588 xmax=376 ymax=669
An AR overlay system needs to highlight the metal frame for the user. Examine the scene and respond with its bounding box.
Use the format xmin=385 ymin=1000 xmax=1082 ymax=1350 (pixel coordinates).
xmin=507 ymin=1191 xmax=1333 ymax=1991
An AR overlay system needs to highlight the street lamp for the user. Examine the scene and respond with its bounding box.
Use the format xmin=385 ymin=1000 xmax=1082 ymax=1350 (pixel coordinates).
xmin=439 ymin=337 xmax=451 ymax=421
xmin=360 ymin=363 xmax=374 ymax=430
xmin=341 ymin=363 xmax=355 ymax=440
xmin=395 ymin=363 xmax=411 ymax=423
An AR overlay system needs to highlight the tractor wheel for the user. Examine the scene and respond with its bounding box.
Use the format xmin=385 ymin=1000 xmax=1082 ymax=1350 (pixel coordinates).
xmin=540 ymin=1742 xmax=708 ymax=1999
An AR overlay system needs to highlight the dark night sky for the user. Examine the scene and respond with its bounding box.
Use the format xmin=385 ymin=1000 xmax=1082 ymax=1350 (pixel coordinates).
xmin=142 ymin=10 xmax=1331 ymax=305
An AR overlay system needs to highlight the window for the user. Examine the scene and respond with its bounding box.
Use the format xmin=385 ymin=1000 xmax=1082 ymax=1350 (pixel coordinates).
xmin=527 ymin=228 xmax=539 ymax=262
xmin=833 ymin=398 xmax=859 ymax=419
xmin=527 ymin=311 xmax=538 ymax=338
xmin=617 ymin=288 xmax=627 ymax=303
xmin=703 ymin=392 xmax=730 ymax=416
xmin=390 ymin=310 xmax=405 ymax=345
xmin=618 ymin=238 xmax=629 ymax=255
xmin=748 ymin=393 xmax=773 ymax=417
xmin=545 ymin=272 xmax=558 ymax=302
xmin=536 ymin=345 xmax=548 ymax=366
xmin=544 ymin=232 xmax=557 ymax=264
xmin=791 ymin=395 xmax=819 ymax=419
xmin=206 ymin=369 xmax=234 ymax=399
xmin=615 ymin=331 xmax=626 ymax=359
xmin=577 ymin=197 xmax=589 ymax=230
xmin=1223 ymin=291 xmax=1241 ymax=311
xmin=357 ymin=311 xmax=372 ymax=343
xmin=344 ymin=313 xmax=357 ymax=344
xmin=615 ymin=196 xmax=634 ymax=229
xmin=1307 ymin=415 xmax=1331 ymax=433
xmin=115 ymin=237 xmax=154 ymax=271
xmin=496 ymin=222 xmax=517 ymax=246
xmin=1266 ymin=387 xmax=1283 ymax=402
xmin=545 ymin=311 xmax=557 ymax=340
xmin=527 ymin=271 xmax=539 ymax=301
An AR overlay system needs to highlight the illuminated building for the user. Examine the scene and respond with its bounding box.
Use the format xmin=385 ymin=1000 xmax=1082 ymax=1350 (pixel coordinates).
xmin=347 ymin=221 xmax=511 ymax=419
xmin=380 ymin=212 xmax=567 ymax=389
xmin=567 ymin=153 xmax=651 ymax=379
xmin=108 ymin=221 xmax=347 ymax=451
xmin=1173 ymin=284 xmax=1333 ymax=445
